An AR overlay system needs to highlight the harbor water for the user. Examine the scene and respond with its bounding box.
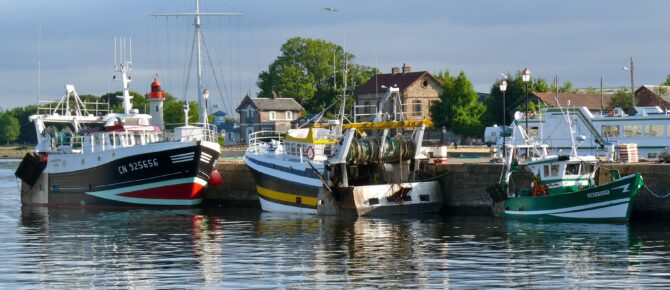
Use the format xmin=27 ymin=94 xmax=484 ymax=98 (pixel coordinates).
xmin=1 ymin=159 xmax=670 ymax=288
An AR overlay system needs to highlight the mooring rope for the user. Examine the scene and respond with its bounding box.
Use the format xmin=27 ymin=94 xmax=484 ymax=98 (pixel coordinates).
xmin=644 ymin=184 xmax=670 ymax=198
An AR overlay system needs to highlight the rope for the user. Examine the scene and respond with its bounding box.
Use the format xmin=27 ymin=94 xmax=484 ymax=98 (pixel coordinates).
xmin=644 ymin=184 xmax=670 ymax=198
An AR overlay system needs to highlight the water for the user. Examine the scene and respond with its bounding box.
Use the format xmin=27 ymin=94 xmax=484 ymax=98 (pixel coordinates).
xmin=1 ymin=159 xmax=670 ymax=288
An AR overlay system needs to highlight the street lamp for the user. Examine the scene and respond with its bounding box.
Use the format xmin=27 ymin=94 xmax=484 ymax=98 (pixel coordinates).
xmin=499 ymin=78 xmax=508 ymax=156
xmin=622 ymin=57 xmax=635 ymax=111
xmin=522 ymin=67 xmax=531 ymax=136
xmin=203 ymin=88 xmax=210 ymax=125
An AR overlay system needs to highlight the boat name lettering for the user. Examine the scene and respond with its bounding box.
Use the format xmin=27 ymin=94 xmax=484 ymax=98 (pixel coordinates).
xmin=118 ymin=158 xmax=159 ymax=175
xmin=587 ymin=190 xmax=610 ymax=198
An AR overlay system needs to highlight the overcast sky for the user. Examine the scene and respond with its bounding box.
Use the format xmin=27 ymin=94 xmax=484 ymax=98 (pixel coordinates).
xmin=1 ymin=0 xmax=669 ymax=115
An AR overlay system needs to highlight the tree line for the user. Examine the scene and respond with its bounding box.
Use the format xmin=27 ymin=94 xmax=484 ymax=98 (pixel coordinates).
xmin=0 ymin=91 xmax=200 ymax=145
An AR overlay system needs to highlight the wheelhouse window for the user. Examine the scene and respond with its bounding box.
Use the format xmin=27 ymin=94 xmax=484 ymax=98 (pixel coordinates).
xmin=623 ymin=125 xmax=641 ymax=137
xmin=645 ymin=124 xmax=664 ymax=137
xmin=580 ymin=162 xmax=595 ymax=175
xmin=550 ymin=164 xmax=559 ymax=177
xmin=565 ymin=163 xmax=580 ymax=175
xmin=601 ymin=125 xmax=620 ymax=138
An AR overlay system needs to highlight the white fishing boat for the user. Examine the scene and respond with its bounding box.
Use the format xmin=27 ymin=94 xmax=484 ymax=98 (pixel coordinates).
xmin=15 ymin=57 xmax=220 ymax=207
xmin=500 ymin=106 xmax=670 ymax=160
xmin=15 ymin=1 xmax=231 ymax=207
xmin=244 ymin=87 xmax=442 ymax=216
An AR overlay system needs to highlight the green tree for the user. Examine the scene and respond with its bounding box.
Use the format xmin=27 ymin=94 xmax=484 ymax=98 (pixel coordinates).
xmin=662 ymin=75 xmax=670 ymax=86
xmin=608 ymin=88 xmax=634 ymax=114
xmin=100 ymin=91 xmax=147 ymax=113
xmin=430 ymin=71 xmax=486 ymax=138
xmin=7 ymin=105 xmax=37 ymax=144
xmin=483 ymin=71 xmax=551 ymax=127
xmin=0 ymin=113 xmax=20 ymax=145
xmin=257 ymin=37 xmax=378 ymax=113
xmin=164 ymin=100 xmax=199 ymax=128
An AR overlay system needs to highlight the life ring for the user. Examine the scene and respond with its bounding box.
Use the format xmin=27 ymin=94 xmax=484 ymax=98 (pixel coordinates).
xmin=305 ymin=146 xmax=315 ymax=160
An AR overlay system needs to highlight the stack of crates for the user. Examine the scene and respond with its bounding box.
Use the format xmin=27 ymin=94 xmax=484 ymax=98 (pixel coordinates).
xmin=618 ymin=143 xmax=639 ymax=163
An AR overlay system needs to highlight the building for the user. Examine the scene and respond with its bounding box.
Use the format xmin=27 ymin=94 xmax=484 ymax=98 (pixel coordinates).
xmin=211 ymin=110 xmax=228 ymax=128
xmin=354 ymin=64 xmax=442 ymax=121
xmin=219 ymin=122 xmax=241 ymax=145
xmin=530 ymin=92 xmax=614 ymax=114
xmin=636 ymin=85 xmax=670 ymax=110
xmin=236 ymin=93 xmax=304 ymax=142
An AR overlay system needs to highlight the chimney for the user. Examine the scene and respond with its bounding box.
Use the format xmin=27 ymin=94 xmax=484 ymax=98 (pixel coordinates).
xmin=402 ymin=63 xmax=411 ymax=73
xmin=391 ymin=67 xmax=400 ymax=74
xmin=271 ymin=90 xmax=277 ymax=100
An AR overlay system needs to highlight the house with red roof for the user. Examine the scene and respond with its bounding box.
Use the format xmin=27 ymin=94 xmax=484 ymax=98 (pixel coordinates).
xmin=354 ymin=64 xmax=442 ymax=122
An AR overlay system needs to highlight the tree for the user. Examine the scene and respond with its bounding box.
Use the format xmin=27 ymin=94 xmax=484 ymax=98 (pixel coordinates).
xmin=430 ymin=71 xmax=486 ymax=138
xmin=483 ymin=71 xmax=551 ymax=127
xmin=0 ymin=113 xmax=20 ymax=145
xmin=100 ymin=91 xmax=147 ymax=113
xmin=663 ymin=75 xmax=670 ymax=86
xmin=257 ymin=37 xmax=378 ymax=113
xmin=7 ymin=105 xmax=37 ymax=144
xmin=609 ymin=88 xmax=634 ymax=114
xmin=164 ymin=100 xmax=199 ymax=128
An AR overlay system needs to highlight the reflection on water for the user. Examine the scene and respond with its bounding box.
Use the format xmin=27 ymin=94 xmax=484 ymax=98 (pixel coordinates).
xmin=1 ymin=158 xmax=670 ymax=288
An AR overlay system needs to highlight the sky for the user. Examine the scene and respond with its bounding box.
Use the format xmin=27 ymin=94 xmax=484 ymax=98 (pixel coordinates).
xmin=1 ymin=0 xmax=669 ymax=116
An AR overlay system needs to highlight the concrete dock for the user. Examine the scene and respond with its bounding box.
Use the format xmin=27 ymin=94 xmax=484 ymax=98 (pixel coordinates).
xmin=206 ymin=158 xmax=670 ymax=219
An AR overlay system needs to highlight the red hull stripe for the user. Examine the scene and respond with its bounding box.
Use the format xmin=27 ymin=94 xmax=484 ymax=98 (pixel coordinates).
xmin=119 ymin=182 xmax=206 ymax=199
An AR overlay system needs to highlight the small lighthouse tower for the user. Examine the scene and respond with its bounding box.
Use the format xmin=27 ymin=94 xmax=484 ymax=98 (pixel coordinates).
xmin=148 ymin=76 xmax=165 ymax=129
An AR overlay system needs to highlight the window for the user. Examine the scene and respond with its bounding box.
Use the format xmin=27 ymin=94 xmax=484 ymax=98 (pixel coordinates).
xmin=422 ymin=80 xmax=429 ymax=88
xmin=623 ymin=125 xmax=641 ymax=137
xmin=269 ymin=111 xmax=276 ymax=121
xmin=565 ymin=163 xmax=580 ymax=175
xmin=528 ymin=126 xmax=539 ymax=138
xmin=601 ymin=125 xmax=620 ymax=138
xmin=645 ymin=124 xmax=664 ymax=137
xmin=543 ymin=165 xmax=550 ymax=177
xmin=285 ymin=111 xmax=293 ymax=120
xmin=550 ymin=164 xmax=559 ymax=177
xmin=413 ymin=100 xmax=422 ymax=116
xmin=580 ymin=162 xmax=595 ymax=175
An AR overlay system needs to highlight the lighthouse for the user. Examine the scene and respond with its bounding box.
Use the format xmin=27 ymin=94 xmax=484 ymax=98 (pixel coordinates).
xmin=148 ymin=77 xmax=165 ymax=129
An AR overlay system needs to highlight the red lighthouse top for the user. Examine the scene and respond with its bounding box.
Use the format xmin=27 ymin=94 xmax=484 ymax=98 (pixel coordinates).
xmin=149 ymin=76 xmax=164 ymax=99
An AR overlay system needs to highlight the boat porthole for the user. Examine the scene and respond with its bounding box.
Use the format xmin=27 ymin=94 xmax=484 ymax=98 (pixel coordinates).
xmin=80 ymin=200 xmax=85 ymax=207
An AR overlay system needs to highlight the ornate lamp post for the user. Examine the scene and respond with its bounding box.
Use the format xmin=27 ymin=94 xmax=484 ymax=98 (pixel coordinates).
xmin=203 ymin=88 xmax=210 ymax=125
xmin=499 ymin=78 xmax=508 ymax=156
xmin=522 ymin=67 xmax=531 ymax=135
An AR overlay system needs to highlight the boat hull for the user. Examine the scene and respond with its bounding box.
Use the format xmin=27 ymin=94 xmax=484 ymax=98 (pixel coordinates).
xmin=244 ymin=153 xmax=442 ymax=216
xmin=20 ymin=141 xmax=220 ymax=208
xmin=501 ymin=173 xmax=643 ymax=222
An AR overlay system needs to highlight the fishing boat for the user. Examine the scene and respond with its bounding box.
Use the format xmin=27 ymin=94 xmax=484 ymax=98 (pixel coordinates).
xmin=244 ymin=87 xmax=442 ymax=216
xmin=487 ymin=102 xmax=644 ymax=222
xmin=15 ymin=38 xmax=221 ymax=207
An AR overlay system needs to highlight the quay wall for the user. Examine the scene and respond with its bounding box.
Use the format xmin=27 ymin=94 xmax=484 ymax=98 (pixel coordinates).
xmin=205 ymin=160 xmax=670 ymax=219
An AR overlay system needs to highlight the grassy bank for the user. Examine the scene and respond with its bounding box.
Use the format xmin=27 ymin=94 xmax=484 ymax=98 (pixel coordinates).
xmin=0 ymin=146 xmax=32 ymax=159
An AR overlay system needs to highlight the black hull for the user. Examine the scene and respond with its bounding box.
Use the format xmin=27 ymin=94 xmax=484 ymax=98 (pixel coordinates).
xmin=23 ymin=141 xmax=220 ymax=207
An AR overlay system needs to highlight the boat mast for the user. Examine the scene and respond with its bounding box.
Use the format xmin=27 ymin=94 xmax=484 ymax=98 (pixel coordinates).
xmin=152 ymin=0 xmax=242 ymax=126
xmin=114 ymin=37 xmax=133 ymax=115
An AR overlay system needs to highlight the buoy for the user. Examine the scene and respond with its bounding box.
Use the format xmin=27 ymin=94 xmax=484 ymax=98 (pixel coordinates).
xmin=209 ymin=169 xmax=222 ymax=187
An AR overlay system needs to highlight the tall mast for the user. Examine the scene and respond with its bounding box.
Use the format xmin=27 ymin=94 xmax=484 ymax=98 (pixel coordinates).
xmin=153 ymin=0 xmax=242 ymax=126
xmin=195 ymin=0 xmax=204 ymax=123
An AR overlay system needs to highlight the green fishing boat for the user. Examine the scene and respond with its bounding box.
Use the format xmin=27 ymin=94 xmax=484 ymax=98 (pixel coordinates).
xmin=487 ymin=101 xmax=643 ymax=222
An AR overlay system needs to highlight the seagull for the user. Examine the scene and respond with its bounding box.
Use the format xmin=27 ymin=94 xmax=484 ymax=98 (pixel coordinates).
xmin=320 ymin=7 xmax=337 ymax=12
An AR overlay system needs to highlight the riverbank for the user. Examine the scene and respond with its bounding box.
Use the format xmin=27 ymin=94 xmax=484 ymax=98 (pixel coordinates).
xmin=0 ymin=146 xmax=32 ymax=159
